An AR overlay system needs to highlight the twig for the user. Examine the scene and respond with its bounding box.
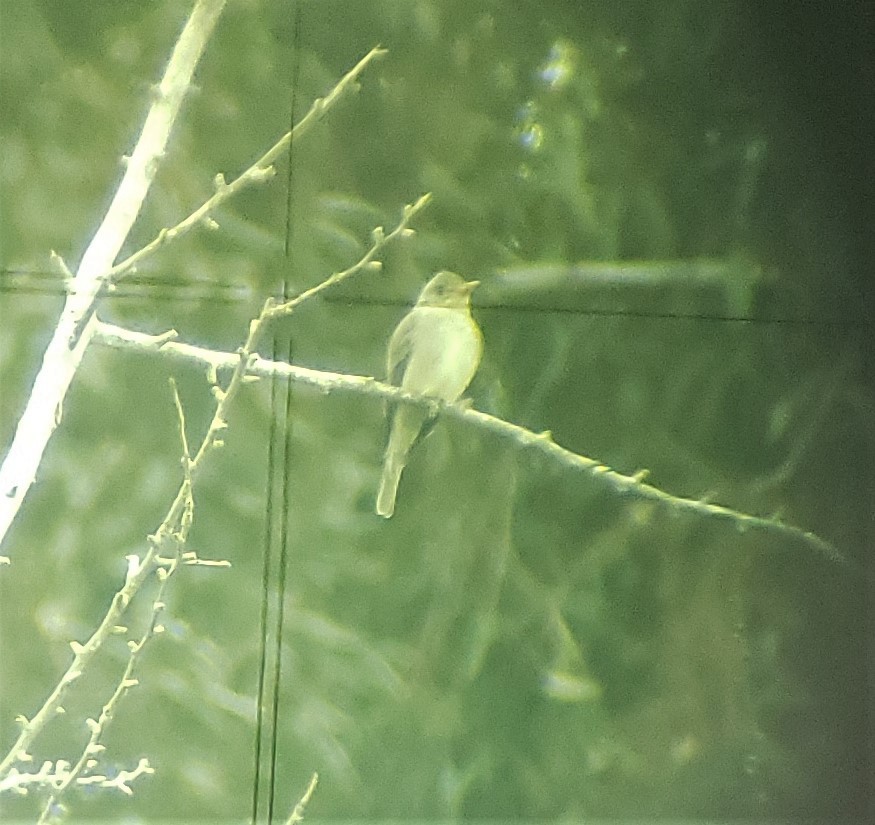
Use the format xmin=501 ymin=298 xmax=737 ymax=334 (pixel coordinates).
xmin=36 ymin=548 xmax=176 ymax=821
xmin=283 ymin=772 xmax=319 ymax=825
xmin=107 ymin=46 xmax=387 ymax=284
xmin=264 ymin=193 xmax=429 ymax=319
xmin=0 ymin=527 xmax=172 ymax=782
xmin=32 ymin=380 xmax=198 ymax=820
xmin=189 ymin=192 xmax=429 ymax=477
xmin=1 ymin=757 xmax=154 ymax=796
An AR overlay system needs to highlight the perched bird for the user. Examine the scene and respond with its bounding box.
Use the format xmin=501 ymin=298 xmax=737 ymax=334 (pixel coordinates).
xmin=376 ymin=271 xmax=483 ymax=518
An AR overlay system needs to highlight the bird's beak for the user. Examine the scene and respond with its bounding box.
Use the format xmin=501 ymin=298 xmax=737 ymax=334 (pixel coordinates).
xmin=463 ymin=280 xmax=480 ymax=293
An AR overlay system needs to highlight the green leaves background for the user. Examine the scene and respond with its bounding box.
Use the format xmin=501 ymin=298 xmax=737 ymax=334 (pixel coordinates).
xmin=1 ymin=0 xmax=870 ymax=820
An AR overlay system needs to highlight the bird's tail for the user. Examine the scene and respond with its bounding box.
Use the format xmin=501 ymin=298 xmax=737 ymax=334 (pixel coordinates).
xmin=376 ymin=458 xmax=403 ymax=518
xmin=376 ymin=405 xmax=424 ymax=518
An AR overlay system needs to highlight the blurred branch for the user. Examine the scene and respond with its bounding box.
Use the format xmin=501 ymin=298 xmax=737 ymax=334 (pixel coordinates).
xmin=94 ymin=319 xmax=843 ymax=564
xmin=486 ymin=258 xmax=762 ymax=319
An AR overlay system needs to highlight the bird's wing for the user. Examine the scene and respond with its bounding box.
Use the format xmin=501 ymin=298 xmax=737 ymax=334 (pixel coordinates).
xmin=386 ymin=312 xmax=416 ymax=386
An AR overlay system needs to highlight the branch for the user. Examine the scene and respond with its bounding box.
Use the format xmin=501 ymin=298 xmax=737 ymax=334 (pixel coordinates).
xmin=93 ymin=323 xmax=843 ymax=564
xmin=0 ymin=529 xmax=174 ymax=783
xmin=0 ymin=0 xmax=228 ymax=553
xmin=0 ymin=38 xmax=387 ymax=555
xmin=32 ymin=381 xmax=198 ymax=821
xmin=284 ymin=772 xmax=319 ymax=825
xmin=107 ymin=45 xmax=387 ymax=283
xmin=0 ymin=757 xmax=154 ymax=798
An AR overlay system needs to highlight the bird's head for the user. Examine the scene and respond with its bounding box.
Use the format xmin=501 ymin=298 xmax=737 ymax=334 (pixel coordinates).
xmin=416 ymin=270 xmax=480 ymax=309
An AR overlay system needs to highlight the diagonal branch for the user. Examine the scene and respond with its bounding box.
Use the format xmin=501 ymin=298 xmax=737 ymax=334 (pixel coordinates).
xmin=107 ymin=45 xmax=387 ymax=284
xmin=93 ymin=321 xmax=844 ymax=564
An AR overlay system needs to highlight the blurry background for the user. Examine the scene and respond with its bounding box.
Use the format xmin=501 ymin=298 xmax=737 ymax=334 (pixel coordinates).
xmin=0 ymin=0 xmax=871 ymax=821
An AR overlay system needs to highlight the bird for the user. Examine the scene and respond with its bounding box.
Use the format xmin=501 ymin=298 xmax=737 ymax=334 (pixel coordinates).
xmin=376 ymin=271 xmax=483 ymax=518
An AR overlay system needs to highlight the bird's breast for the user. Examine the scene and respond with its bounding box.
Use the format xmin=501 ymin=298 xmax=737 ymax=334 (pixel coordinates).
xmin=401 ymin=307 xmax=482 ymax=401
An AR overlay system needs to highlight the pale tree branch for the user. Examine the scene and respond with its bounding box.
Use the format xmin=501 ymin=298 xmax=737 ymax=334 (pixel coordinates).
xmin=284 ymin=772 xmax=319 ymax=825
xmin=0 ymin=757 xmax=154 ymax=798
xmin=0 ymin=0 xmax=228 ymax=553
xmin=92 ymin=319 xmax=843 ymax=564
